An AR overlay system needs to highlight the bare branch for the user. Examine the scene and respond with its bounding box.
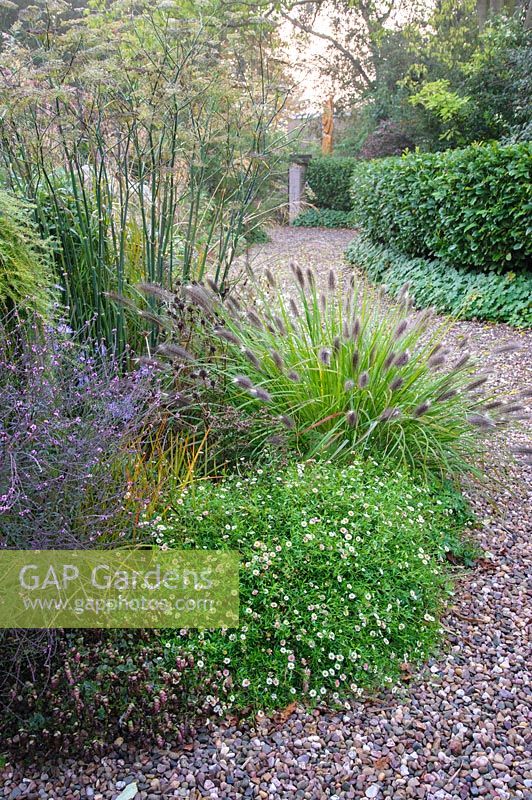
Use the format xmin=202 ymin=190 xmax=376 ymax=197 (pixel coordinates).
xmin=279 ymin=9 xmax=372 ymax=85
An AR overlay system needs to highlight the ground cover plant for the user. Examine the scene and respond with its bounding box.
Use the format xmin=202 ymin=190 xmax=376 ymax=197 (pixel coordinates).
xmin=346 ymin=235 xmax=532 ymax=328
xmin=292 ymin=208 xmax=356 ymax=228
xmin=1 ymin=631 xmax=214 ymax=754
xmin=151 ymin=459 xmax=474 ymax=710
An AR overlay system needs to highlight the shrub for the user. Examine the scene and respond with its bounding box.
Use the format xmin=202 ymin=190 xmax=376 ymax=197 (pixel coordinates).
xmin=0 ymin=316 xmax=158 ymax=550
xmin=152 ymin=267 xmax=515 ymax=479
xmin=2 ymin=630 xmax=213 ymax=755
xmin=292 ymin=208 xmax=356 ymax=229
xmin=306 ymin=157 xmax=358 ymax=211
xmin=350 ymin=141 xmax=532 ymax=273
xmin=0 ymin=191 xmax=53 ymax=318
xmin=154 ymin=460 xmax=473 ymax=710
xmin=358 ymin=120 xmax=414 ymax=160
xmin=345 ymin=235 xmax=532 ymax=329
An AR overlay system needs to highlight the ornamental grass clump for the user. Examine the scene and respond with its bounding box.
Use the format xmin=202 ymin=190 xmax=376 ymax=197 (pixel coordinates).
xmin=168 ymin=266 xmax=517 ymax=477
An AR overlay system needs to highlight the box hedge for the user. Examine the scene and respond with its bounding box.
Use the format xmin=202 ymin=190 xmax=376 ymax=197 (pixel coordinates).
xmin=350 ymin=141 xmax=532 ymax=273
xmin=306 ymin=156 xmax=358 ymax=211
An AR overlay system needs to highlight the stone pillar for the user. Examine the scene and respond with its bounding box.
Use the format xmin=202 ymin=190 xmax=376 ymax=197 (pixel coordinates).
xmin=288 ymin=154 xmax=312 ymax=223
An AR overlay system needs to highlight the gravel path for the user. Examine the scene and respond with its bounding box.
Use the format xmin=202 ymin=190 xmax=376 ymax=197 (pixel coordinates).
xmin=2 ymin=227 xmax=531 ymax=800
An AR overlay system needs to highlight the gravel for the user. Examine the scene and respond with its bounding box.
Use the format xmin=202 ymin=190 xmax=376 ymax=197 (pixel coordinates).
xmin=1 ymin=228 xmax=530 ymax=800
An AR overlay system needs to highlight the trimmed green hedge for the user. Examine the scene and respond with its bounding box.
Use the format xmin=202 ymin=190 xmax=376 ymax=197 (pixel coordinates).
xmin=307 ymin=157 xmax=358 ymax=211
xmin=292 ymin=208 xmax=356 ymax=228
xmin=345 ymin=235 xmax=532 ymax=328
xmin=350 ymin=142 xmax=532 ymax=273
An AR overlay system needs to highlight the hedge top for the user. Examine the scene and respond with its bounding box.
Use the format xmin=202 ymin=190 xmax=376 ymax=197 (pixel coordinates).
xmin=349 ymin=141 xmax=532 ymax=273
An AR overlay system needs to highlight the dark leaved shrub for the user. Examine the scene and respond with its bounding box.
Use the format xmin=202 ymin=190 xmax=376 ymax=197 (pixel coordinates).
xmin=2 ymin=630 xmax=214 ymax=756
xmin=358 ymin=120 xmax=414 ymax=160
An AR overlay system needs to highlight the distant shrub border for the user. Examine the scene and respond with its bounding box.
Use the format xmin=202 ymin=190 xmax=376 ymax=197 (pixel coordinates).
xmin=306 ymin=156 xmax=358 ymax=211
xmin=350 ymin=141 xmax=532 ymax=273
xmin=292 ymin=208 xmax=356 ymax=229
xmin=345 ymin=235 xmax=532 ymax=328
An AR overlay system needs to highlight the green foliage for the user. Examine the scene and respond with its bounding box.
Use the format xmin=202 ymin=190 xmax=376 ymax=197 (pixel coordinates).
xmin=306 ymin=157 xmax=358 ymax=211
xmin=350 ymin=141 xmax=532 ymax=273
xmin=0 ymin=191 xmax=52 ymax=318
xmin=408 ymin=79 xmax=471 ymax=143
xmin=2 ymin=630 xmax=210 ymax=755
xmin=154 ymin=460 xmax=472 ymax=709
xmin=292 ymin=208 xmax=356 ymax=228
xmin=0 ymin=0 xmax=290 ymax=354
xmin=345 ymin=235 xmax=532 ymax=328
xmin=339 ymin=5 xmax=531 ymax=153
xmin=163 ymin=265 xmax=512 ymax=479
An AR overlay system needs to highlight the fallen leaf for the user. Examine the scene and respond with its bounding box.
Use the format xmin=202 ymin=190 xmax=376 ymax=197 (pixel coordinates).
xmin=276 ymin=701 xmax=297 ymax=723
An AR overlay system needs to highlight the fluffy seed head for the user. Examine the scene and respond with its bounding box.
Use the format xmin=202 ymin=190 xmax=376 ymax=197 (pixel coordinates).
xmin=393 ymin=319 xmax=408 ymax=340
xmin=344 ymin=379 xmax=355 ymax=391
xmin=394 ymin=350 xmax=410 ymax=368
xmin=270 ymin=349 xmax=284 ymax=370
xmin=247 ymin=310 xmax=263 ymax=329
xmin=233 ymin=375 xmax=254 ymax=390
xmin=214 ymin=326 xmax=240 ymax=345
xmin=289 ymin=298 xmax=300 ymax=318
xmin=413 ymin=400 xmax=431 ymax=417
xmin=493 ymin=342 xmax=521 ymax=355
xmin=352 ymin=350 xmax=359 ymax=370
xmin=380 ymin=407 xmax=400 ymax=421
xmin=345 ymin=410 xmax=358 ymax=427
xmin=436 ymin=388 xmax=457 ymax=402
xmin=500 ymin=403 xmax=524 ymax=414
xmin=273 ymin=316 xmax=286 ymax=335
xmin=183 ymin=284 xmax=213 ymax=314
xmin=288 ymin=370 xmax=301 ymax=382
xmin=389 ymin=375 xmax=404 ymax=392
xmin=384 ymin=352 xmax=395 ymax=370
xmin=157 ymin=343 xmax=195 ymax=362
xmin=427 ymin=353 xmax=446 ymax=369
xmin=352 ymin=318 xmax=361 ymax=340
xmin=465 ymin=376 xmax=489 ymax=392
xmin=358 ymin=371 xmax=369 ymax=389
xmin=244 ymin=349 xmax=261 ymax=369
xmin=328 ymin=270 xmax=336 ymax=292
xmin=252 ymin=387 xmax=272 ymax=403
xmin=265 ymin=269 xmax=276 ymax=288
xmin=280 ymin=415 xmax=295 ymax=429
xmin=319 ymin=348 xmax=331 ymax=366
xmin=454 ymin=352 xmax=471 ymax=370
xmin=467 ymin=413 xmax=496 ymax=429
